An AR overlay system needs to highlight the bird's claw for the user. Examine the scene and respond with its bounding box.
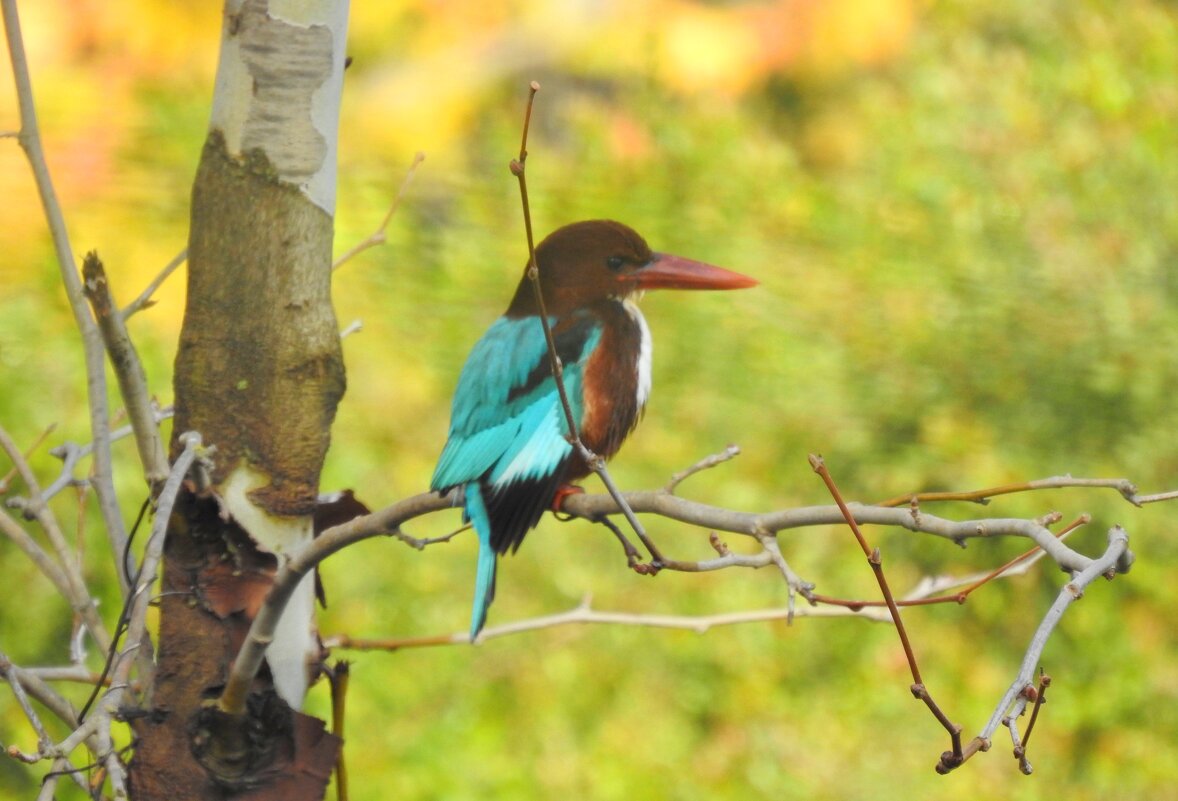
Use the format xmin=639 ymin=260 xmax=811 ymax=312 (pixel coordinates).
xmin=551 ymin=483 xmax=586 ymax=512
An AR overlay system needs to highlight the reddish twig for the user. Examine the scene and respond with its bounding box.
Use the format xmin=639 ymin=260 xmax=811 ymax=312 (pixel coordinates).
xmin=809 ymin=514 xmax=1089 ymax=611
xmin=809 ymin=454 xmax=964 ymax=766
xmin=1016 ymin=672 xmax=1051 ymax=774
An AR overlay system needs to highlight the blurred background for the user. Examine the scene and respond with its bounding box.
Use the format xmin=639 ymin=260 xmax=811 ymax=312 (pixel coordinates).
xmin=2 ymin=0 xmax=1177 ymax=798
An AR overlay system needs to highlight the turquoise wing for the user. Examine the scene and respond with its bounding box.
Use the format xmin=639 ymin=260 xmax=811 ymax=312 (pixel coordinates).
xmin=431 ymin=314 xmax=601 ymax=493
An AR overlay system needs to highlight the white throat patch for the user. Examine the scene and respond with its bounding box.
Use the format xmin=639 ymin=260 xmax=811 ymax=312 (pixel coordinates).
xmin=624 ymin=299 xmax=652 ymax=409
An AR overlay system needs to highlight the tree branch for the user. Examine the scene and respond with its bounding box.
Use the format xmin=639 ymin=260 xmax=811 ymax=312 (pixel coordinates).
xmin=112 ymin=432 xmax=203 ymax=697
xmin=0 ymin=425 xmax=112 ymax=654
xmin=2 ymin=0 xmax=128 ymax=574
xmin=81 ymin=251 xmax=170 ymax=491
xmin=966 ymin=526 xmax=1130 ymax=764
xmin=8 ymin=407 xmax=174 ymax=515
xmin=120 ymin=247 xmax=187 ymax=320
xmin=875 ymin=476 xmax=1143 ymax=508
xmin=325 ymin=595 xmax=892 ymax=651
xmin=219 ymin=459 xmax=1150 ymax=720
xmin=218 ymin=489 xmax=454 ymax=715
xmin=332 ymin=152 xmax=425 ymax=271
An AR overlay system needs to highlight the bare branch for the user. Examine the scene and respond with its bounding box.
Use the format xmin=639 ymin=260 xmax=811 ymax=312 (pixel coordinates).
xmin=0 ymin=425 xmax=112 ymax=654
xmin=665 ymin=444 xmax=741 ymax=493
xmin=223 ymin=460 xmax=1138 ymax=720
xmin=112 ymin=432 xmax=203 ymax=693
xmin=0 ymin=423 xmax=55 ymax=493
xmin=16 ymin=665 xmax=103 ymax=685
xmin=560 ymin=491 xmax=1105 ymax=573
xmin=1135 ymin=488 xmax=1178 ymax=505
xmin=812 ymin=454 xmax=965 ymax=763
xmin=876 ymin=475 xmax=1142 ymax=508
xmin=978 ymin=527 xmax=1130 ymax=740
xmin=0 ymin=653 xmax=91 ymax=793
xmin=0 ymin=508 xmax=75 ymax=606
xmin=121 ymin=247 xmax=187 ymax=320
xmin=2 ymin=0 xmax=127 ymax=569
xmin=27 ymin=406 xmax=174 ymax=510
xmin=936 ymin=526 xmax=1132 ymax=774
xmin=81 ymin=251 xmax=170 ymax=490
xmin=218 ymin=489 xmax=455 ymax=715
xmin=1 ymin=650 xmax=55 ymax=754
xmin=332 ymin=151 xmax=425 ymax=271
xmin=325 ymin=595 xmax=884 ymax=651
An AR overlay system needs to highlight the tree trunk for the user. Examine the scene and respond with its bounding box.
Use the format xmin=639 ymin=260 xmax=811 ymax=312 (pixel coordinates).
xmin=130 ymin=1 xmax=350 ymax=798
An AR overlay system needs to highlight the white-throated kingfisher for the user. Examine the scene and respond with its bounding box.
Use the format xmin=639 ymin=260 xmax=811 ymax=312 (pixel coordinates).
xmin=431 ymin=220 xmax=757 ymax=639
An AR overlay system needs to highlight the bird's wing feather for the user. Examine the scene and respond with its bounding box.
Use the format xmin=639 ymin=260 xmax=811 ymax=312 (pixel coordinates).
xmin=431 ymin=314 xmax=601 ymax=492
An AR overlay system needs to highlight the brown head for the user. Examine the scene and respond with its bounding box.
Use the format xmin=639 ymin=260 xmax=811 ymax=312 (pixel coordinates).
xmin=505 ymin=220 xmax=757 ymax=317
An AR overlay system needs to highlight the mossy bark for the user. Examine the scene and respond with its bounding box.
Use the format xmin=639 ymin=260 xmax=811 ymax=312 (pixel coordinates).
xmin=129 ymin=17 xmax=347 ymax=795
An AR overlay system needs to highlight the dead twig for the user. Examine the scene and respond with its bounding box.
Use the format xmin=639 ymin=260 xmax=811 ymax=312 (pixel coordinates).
xmin=332 ymin=152 xmax=425 ymax=271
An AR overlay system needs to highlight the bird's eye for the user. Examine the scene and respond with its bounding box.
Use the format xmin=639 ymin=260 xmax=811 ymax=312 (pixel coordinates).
xmin=606 ymin=256 xmax=625 ymax=272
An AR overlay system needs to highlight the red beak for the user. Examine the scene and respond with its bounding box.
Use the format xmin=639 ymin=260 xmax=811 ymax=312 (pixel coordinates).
xmin=633 ymin=253 xmax=758 ymax=291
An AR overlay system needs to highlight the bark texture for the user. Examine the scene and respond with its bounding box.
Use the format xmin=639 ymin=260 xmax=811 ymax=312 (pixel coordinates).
xmin=174 ymin=132 xmax=345 ymax=515
xmin=129 ymin=0 xmax=349 ymax=795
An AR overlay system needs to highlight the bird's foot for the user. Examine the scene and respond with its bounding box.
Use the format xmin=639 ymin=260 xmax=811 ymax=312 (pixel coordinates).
xmin=551 ymin=484 xmax=586 ymax=513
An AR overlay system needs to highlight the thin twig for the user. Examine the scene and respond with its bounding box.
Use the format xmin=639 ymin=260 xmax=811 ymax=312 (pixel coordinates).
xmin=0 ymin=425 xmax=113 ymax=654
xmin=0 ymin=656 xmax=91 ymax=792
xmin=811 ymin=514 xmax=1089 ymax=610
xmin=1018 ymin=672 xmax=1051 ymax=773
xmin=324 ymin=596 xmax=880 ymax=650
xmin=560 ymin=492 xmax=1101 ymax=573
xmin=509 ymin=81 xmax=661 ymax=567
xmin=2 ymin=0 xmax=128 ymax=567
xmin=1135 ymin=488 xmax=1178 ymax=504
xmin=1 ymin=650 xmax=55 ymax=754
xmin=332 ymin=152 xmax=425 ymax=271
xmin=0 ymin=423 xmax=55 ymax=493
xmin=111 ymin=433 xmax=202 ymax=692
xmin=665 ymin=444 xmax=741 ymax=493
xmin=0 ymin=508 xmax=76 ymax=614
xmin=329 ymin=661 xmax=350 ymax=801
xmin=811 ymin=454 xmax=965 ymax=765
xmin=23 ymin=406 xmax=174 ymax=510
xmin=120 ymin=248 xmax=187 ymax=320
xmin=876 ymin=476 xmax=1142 ymax=508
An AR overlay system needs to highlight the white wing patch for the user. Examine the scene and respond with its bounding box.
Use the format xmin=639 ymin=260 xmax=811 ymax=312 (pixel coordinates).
xmin=489 ymin=397 xmax=573 ymax=486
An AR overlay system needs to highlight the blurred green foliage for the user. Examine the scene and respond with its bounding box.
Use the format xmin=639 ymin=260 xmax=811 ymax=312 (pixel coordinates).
xmin=2 ymin=0 xmax=1177 ymax=799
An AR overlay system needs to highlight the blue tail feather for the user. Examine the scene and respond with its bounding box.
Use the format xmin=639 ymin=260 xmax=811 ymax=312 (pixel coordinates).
xmin=464 ymin=483 xmax=497 ymax=641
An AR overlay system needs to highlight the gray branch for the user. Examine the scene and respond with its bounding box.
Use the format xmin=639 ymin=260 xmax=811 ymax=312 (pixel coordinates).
xmin=2 ymin=0 xmax=127 ymax=579
xmin=978 ymin=526 xmax=1130 ymax=747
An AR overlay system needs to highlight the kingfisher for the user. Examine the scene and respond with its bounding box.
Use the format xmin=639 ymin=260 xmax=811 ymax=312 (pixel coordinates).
xmin=431 ymin=220 xmax=757 ymax=640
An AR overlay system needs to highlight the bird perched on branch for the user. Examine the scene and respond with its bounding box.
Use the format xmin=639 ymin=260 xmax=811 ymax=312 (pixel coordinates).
xmin=431 ymin=220 xmax=757 ymax=640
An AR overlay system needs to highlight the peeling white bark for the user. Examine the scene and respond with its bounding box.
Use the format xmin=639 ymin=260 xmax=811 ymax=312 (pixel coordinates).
xmin=209 ymin=0 xmax=349 ymax=214
xmin=221 ymin=465 xmax=317 ymax=708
